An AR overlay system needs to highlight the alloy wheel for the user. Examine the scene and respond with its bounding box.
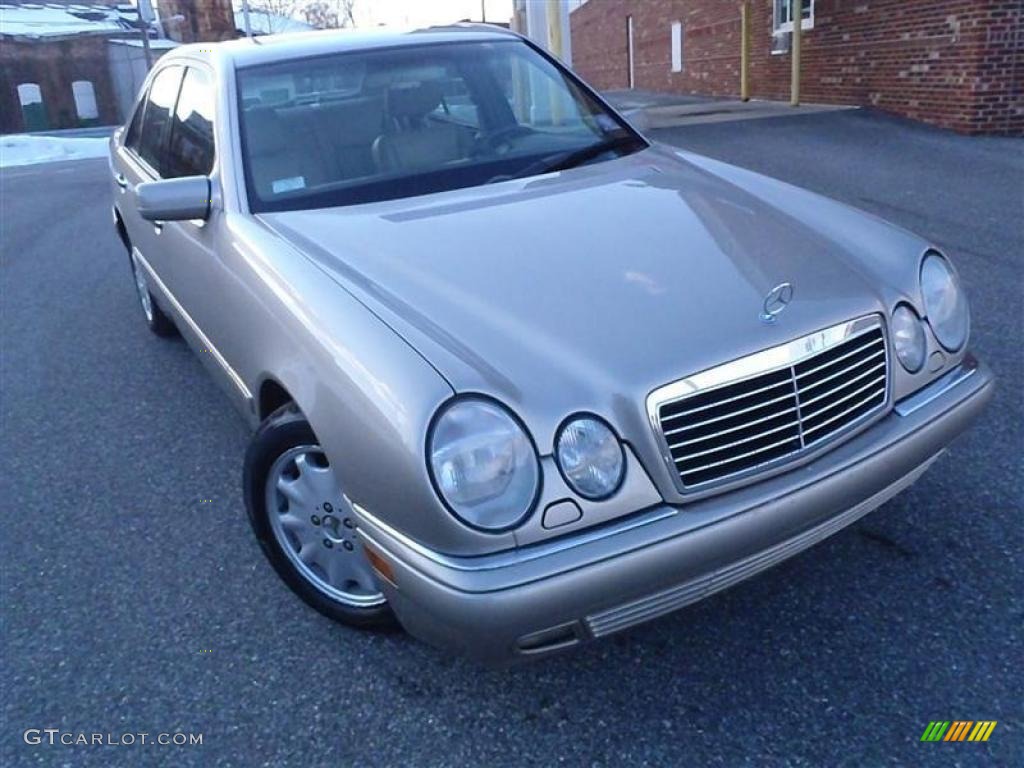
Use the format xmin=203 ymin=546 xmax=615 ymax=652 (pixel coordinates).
xmin=264 ymin=444 xmax=385 ymax=607
xmin=130 ymin=251 xmax=153 ymax=323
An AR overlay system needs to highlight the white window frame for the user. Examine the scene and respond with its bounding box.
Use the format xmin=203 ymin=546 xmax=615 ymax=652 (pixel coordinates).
xmin=774 ymin=0 xmax=814 ymax=34
xmin=17 ymin=82 xmax=43 ymax=107
xmin=72 ymin=80 xmax=99 ymax=120
xmin=670 ymin=21 xmax=683 ymax=73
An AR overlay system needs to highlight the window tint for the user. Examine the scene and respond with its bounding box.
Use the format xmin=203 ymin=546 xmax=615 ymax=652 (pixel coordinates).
xmin=166 ymin=67 xmax=215 ymax=178
xmin=137 ymin=66 xmax=183 ymax=174
xmin=125 ymin=95 xmax=146 ymax=150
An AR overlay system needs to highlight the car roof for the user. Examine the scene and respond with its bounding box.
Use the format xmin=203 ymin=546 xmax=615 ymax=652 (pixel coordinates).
xmin=167 ymin=25 xmax=519 ymax=71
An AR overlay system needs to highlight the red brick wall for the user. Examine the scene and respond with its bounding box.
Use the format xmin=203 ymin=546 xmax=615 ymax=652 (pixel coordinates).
xmin=0 ymin=37 xmax=120 ymax=132
xmin=570 ymin=0 xmax=1024 ymax=135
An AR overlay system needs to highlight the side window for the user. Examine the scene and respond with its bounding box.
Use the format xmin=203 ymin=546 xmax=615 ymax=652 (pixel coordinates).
xmin=124 ymin=93 xmax=146 ymax=151
xmin=165 ymin=67 xmax=215 ymax=178
xmin=137 ymin=66 xmax=183 ymax=175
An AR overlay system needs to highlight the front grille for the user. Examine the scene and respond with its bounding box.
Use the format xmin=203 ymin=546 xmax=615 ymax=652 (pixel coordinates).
xmin=656 ymin=322 xmax=888 ymax=490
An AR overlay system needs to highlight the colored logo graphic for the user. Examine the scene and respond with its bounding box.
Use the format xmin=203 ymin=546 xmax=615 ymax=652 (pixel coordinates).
xmin=921 ymin=721 xmax=997 ymax=742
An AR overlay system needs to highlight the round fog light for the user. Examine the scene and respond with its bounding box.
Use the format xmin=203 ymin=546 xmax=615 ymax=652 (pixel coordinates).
xmin=556 ymin=416 xmax=625 ymax=500
xmin=892 ymin=304 xmax=927 ymax=373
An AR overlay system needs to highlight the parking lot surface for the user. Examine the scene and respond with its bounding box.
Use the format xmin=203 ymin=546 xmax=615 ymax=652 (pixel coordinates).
xmin=2 ymin=109 xmax=1021 ymax=766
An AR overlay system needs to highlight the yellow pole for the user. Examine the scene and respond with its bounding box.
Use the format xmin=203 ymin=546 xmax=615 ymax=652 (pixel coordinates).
xmin=790 ymin=0 xmax=802 ymax=106
xmin=546 ymin=0 xmax=563 ymax=59
xmin=546 ymin=0 xmax=564 ymax=124
xmin=740 ymin=1 xmax=750 ymax=102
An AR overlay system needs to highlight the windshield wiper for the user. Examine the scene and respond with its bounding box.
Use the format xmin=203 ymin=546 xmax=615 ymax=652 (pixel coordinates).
xmin=487 ymin=134 xmax=641 ymax=184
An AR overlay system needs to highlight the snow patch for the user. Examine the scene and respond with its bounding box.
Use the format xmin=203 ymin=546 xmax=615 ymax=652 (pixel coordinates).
xmin=0 ymin=135 xmax=109 ymax=168
xmin=0 ymin=5 xmax=130 ymax=38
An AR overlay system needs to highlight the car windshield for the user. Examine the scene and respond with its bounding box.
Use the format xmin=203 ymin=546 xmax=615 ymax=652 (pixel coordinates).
xmin=236 ymin=38 xmax=646 ymax=212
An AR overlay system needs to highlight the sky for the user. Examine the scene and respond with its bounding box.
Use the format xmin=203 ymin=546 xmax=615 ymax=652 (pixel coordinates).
xmin=145 ymin=1 xmax=516 ymax=32
xmin=351 ymin=0 xmax=514 ymax=29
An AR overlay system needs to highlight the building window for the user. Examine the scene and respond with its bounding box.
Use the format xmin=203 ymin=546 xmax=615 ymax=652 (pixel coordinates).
xmin=72 ymin=80 xmax=99 ymax=122
xmin=16 ymin=82 xmax=42 ymax=106
xmin=671 ymin=22 xmax=683 ymax=73
xmin=774 ymin=0 xmax=814 ymax=33
xmin=17 ymin=83 xmax=48 ymax=131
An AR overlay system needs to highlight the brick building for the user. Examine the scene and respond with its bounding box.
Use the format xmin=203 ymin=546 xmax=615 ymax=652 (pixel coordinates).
xmin=0 ymin=1 xmax=253 ymax=134
xmin=569 ymin=0 xmax=1023 ymax=134
xmin=0 ymin=1 xmax=141 ymax=133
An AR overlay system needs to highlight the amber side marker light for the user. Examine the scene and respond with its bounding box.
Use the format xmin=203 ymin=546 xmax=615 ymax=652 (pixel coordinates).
xmin=364 ymin=545 xmax=396 ymax=587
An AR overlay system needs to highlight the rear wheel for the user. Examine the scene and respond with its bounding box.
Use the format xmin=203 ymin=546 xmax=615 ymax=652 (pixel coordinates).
xmin=129 ymin=249 xmax=177 ymax=337
xmin=244 ymin=404 xmax=394 ymax=628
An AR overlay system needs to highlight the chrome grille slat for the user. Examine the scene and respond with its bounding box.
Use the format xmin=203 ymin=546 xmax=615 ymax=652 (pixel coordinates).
xmin=653 ymin=319 xmax=889 ymax=491
xmin=678 ymin=433 xmax=802 ymax=474
xmin=662 ymin=392 xmax=796 ymax=435
xmin=669 ymin=405 xmax=800 ymax=447
xmin=795 ymin=336 xmax=884 ymax=379
xmin=803 ymin=388 xmax=886 ymax=439
xmin=674 ymin=419 xmax=802 ymax=460
xmin=661 ymin=377 xmax=793 ymax=420
xmin=800 ymin=369 xmax=885 ymax=410
xmin=799 ymin=353 xmax=885 ymax=394
xmin=801 ymin=373 xmax=886 ymax=419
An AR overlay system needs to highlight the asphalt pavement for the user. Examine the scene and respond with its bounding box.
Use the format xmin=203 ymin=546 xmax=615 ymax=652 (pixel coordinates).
xmin=2 ymin=109 xmax=1021 ymax=767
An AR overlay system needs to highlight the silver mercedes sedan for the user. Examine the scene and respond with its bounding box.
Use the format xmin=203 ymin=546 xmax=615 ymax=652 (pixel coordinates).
xmin=109 ymin=26 xmax=993 ymax=663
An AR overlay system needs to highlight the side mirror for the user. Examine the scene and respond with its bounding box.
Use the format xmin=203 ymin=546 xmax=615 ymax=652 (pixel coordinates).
xmin=135 ymin=176 xmax=211 ymax=222
xmin=621 ymin=108 xmax=651 ymax=135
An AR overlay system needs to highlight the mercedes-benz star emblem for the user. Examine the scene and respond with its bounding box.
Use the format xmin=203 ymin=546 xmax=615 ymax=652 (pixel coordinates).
xmin=760 ymin=282 xmax=794 ymax=324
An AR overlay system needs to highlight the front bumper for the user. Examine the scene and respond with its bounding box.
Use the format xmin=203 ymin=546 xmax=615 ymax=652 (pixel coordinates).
xmin=355 ymin=356 xmax=994 ymax=664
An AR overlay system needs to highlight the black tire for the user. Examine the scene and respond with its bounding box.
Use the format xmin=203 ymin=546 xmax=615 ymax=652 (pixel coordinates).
xmin=243 ymin=404 xmax=396 ymax=629
xmin=128 ymin=248 xmax=177 ymax=337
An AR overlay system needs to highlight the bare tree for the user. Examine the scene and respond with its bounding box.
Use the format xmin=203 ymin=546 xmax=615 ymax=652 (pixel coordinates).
xmin=302 ymin=0 xmax=356 ymax=30
xmin=248 ymin=0 xmax=300 ymax=34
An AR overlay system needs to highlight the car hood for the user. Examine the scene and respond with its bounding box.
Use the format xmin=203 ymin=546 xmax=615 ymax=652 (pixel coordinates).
xmin=261 ymin=144 xmax=924 ymax=455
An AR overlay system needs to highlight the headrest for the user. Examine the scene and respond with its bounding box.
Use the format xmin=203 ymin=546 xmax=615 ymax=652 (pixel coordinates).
xmin=387 ymin=81 xmax=443 ymax=120
xmin=245 ymin=107 xmax=288 ymax=154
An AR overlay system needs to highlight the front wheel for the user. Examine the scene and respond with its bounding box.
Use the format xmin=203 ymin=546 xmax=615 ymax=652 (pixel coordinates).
xmin=243 ymin=404 xmax=394 ymax=628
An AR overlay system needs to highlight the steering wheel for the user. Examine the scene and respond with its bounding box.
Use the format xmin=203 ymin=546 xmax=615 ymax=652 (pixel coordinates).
xmin=473 ymin=124 xmax=532 ymax=157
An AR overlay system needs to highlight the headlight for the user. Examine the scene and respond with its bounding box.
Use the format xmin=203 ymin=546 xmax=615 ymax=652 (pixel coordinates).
xmin=891 ymin=304 xmax=926 ymax=373
xmin=555 ymin=416 xmax=625 ymax=500
xmin=921 ymin=252 xmax=969 ymax=351
xmin=428 ymin=398 xmax=539 ymax=531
